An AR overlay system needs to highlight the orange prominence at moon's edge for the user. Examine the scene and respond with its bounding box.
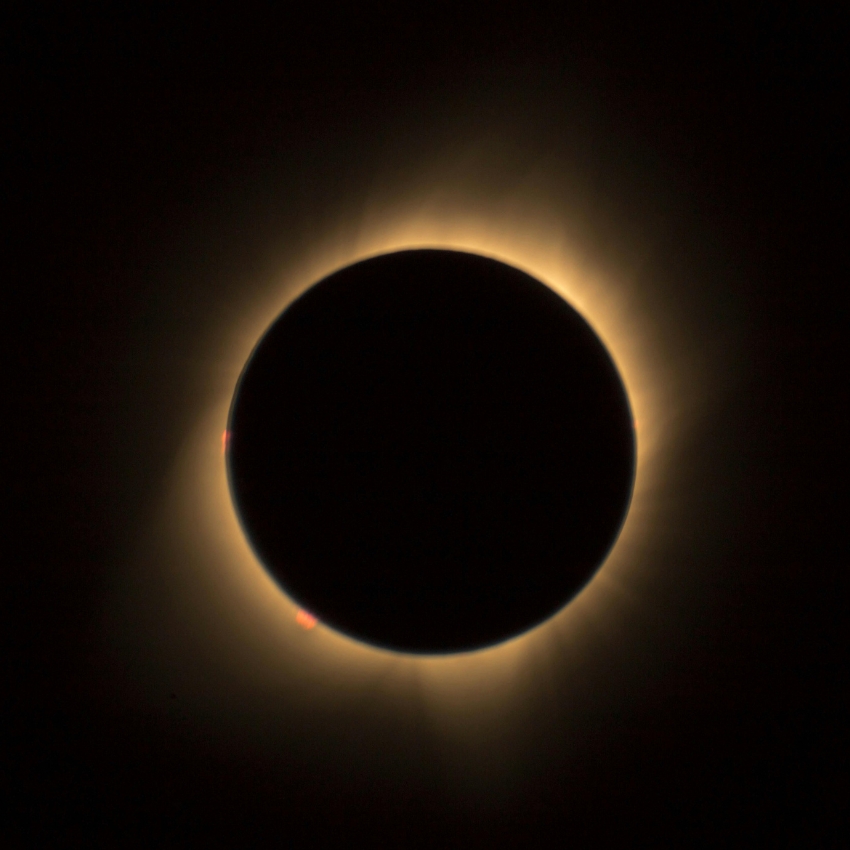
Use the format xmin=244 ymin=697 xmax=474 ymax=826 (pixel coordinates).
xmin=295 ymin=610 xmax=318 ymax=630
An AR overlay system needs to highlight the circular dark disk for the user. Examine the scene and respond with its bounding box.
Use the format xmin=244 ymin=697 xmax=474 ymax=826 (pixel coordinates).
xmin=227 ymin=249 xmax=635 ymax=653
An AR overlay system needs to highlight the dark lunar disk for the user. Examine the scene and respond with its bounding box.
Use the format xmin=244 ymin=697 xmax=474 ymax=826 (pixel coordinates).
xmin=227 ymin=250 xmax=635 ymax=653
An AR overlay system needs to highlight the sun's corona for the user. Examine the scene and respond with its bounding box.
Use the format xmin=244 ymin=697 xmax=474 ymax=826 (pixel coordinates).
xmin=144 ymin=174 xmax=695 ymax=744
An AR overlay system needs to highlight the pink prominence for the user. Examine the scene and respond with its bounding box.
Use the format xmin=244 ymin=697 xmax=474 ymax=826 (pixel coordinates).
xmin=295 ymin=610 xmax=318 ymax=630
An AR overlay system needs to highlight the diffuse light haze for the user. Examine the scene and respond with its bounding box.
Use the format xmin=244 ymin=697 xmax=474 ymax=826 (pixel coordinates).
xmin=114 ymin=125 xmax=726 ymax=788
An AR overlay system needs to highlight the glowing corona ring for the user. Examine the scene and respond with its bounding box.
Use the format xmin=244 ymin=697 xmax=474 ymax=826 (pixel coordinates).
xmin=152 ymin=183 xmax=691 ymax=739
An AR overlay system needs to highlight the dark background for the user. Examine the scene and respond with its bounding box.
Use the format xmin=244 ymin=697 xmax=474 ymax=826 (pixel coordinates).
xmin=4 ymin=5 xmax=846 ymax=847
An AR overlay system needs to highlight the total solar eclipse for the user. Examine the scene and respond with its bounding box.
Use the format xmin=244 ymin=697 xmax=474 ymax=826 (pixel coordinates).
xmin=226 ymin=249 xmax=636 ymax=653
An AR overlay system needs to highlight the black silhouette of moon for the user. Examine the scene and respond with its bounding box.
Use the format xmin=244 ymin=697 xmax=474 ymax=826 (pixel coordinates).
xmin=226 ymin=250 xmax=635 ymax=653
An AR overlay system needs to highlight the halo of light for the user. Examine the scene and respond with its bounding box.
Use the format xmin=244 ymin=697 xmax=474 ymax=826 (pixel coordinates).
xmin=121 ymin=151 xmax=710 ymax=767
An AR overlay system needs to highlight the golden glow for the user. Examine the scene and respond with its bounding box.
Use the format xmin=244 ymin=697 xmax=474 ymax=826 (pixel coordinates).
xmin=123 ymin=158 xmax=707 ymax=766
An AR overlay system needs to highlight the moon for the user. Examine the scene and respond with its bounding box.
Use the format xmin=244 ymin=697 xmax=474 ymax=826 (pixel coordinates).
xmin=226 ymin=249 xmax=636 ymax=653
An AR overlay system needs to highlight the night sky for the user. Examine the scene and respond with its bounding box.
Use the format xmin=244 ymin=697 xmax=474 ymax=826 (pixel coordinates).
xmin=5 ymin=6 xmax=846 ymax=847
